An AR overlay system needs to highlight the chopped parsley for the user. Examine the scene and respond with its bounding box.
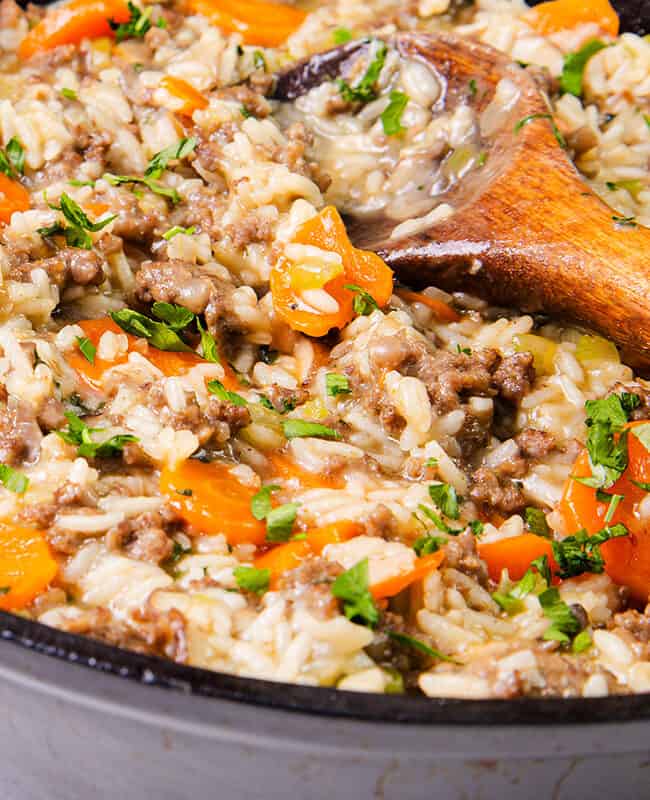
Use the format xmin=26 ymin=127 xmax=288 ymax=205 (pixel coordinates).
xmin=514 ymin=113 xmax=567 ymax=149
xmin=326 ymin=373 xmax=351 ymax=397
xmin=109 ymin=1 xmax=162 ymax=42
xmin=60 ymin=88 xmax=78 ymax=100
xmin=38 ymin=192 xmax=116 ymax=249
xmin=0 ymin=463 xmax=29 ymax=494
xmin=197 ymin=319 xmax=219 ymax=363
xmin=265 ymin=502 xmax=300 ymax=542
xmin=388 ymin=631 xmax=460 ymax=664
xmin=281 ymin=419 xmax=340 ymax=440
xmin=492 ymin=559 xmax=547 ymax=615
xmin=234 ymin=565 xmax=270 ymax=595
xmin=0 ymin=136 xmax=24 ymax=178
xmin=103 ymin=172 xmax=180 ymax=204
xmin=560 ymin=39 xmax=607 ymax=97
xmin=572 ymin=630 xmax=592 ymax=654
xmin=250 ymin=484 xmax=280 ymax=520
xmin=596 ymin=490 xmax=624 ymax=524
xmin=56 ymin=412 xmax=138 ymax=458
xmin=110 ymin=308 xmax=192 ymax=352
xmin=552 ymin=522 xmax=629 ymax=579
xmin=163 ymin=225 xmax=196 ymax=240
xmin=428 ymin=482 xmax=460 ymax=520
xmin=151 ymin=301 xmax=195 ymax=330
xmin=524 ymin=507 xmax=550 ymax=537
xmin=331 ymin=558 xmax=379 ymax=627
xmin=252 ymin=50 xmax=267 ymax=71
xmin=538 ymin=586 xmax=583 ymax=643
xmin=207 ymin=379 xmax=247 ymax=407
xmin=145 ymin=137 xmax=197 ymax=179
xmin=76 ymin=336 xmax=96 ymax=365
xmin=68 ymin=179 xmax=96 ymax=188
xmin=337 ymin=40 xmax=387 ymax=104
xmin=344 ymin=283 xmax=379 ymax=316
xmin=572 ymin=393 xmax=639 ymax=489
xmin=165 ymin=539 xmax=192 ymax=565
xmin=469 ymin=519 xmax=484 ymax=537
xmin=412 ymin=533 xmax=447 ymax=556
xmin=332 ymin=27 xmax=352 ymax=44
xmin=380 ymin=91 xmax=409 ymax=136
xmin=417 ymin=503 xmax=462 ymax=535
xmin=468 ymin=78 xmax=477 ymax=96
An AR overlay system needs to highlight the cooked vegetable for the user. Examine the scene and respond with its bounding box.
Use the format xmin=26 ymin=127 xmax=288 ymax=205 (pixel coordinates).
xmin=0 ymin=173 xmax=30 ymax=224
xmin=428 ymin=482 xmax=460 ymax=520
xmin=18 ymin=0 xmax=131 ymax=59
xmin=478 ymin=533 xmax=557 ymax=582
xmin=103 ymin=171 xmax=180 ymax=204
xmin=0 ymin=137 xmax=25 ymax=179
xmin=370 ymin=551 xmax=444 ymax=599
xmin=0 ymin=464 xmax=29 ymax=494
xmin=56 ymin=412 xmax=138 ymax=458
xmin=514 ymin=113 xmax=567 ymax=148
xmin=161 ymin=460 xmax=267 ymax=545
xmin=160 ymin=76 xmax=208 ymax=115
xmin=207 ymin=379 xmax=247 ymax=407
xmin=338 ymin=40 xmax=387 ymax=103
xmin=552 ymin=522 xmax=629 ymax=579
xmin=331 ymin=558 xmax=379 ymax=626
xmin=513 ymin=333 xmax=557 ymax=375
xmin=39 ymin=192 xmax=117 ymax=249
xmin=110 ymin=1 xmax=163 ymax=42
xmin=326 ymin=373 xmax=351 ymax=397
xmin=265 ymin=502 xmax=300 ymax=542
xmin=381 ymin=91 xmax=409 ymax=136
xmin=281 ymin=419 xmax=340 ymax=440
xmin=270 ymin=206 xmax=393 ymax=337
xmin=524 ymin=507 xmax=550 ymax=537
xmin=387 ymin=631 xmax=459 ymax=663
xmin=538 ymin=586 xmax=582 ymax=643
xmin=0 ymin=525 xmax=58 ymax=611
xmin=111 ymin=309 xmax=192 ymax=352
xmin=524 ymin=0 xmax=619 ymax=37
xmin=145 ymin=138 xmax=197 ymax=179
xmin=234 ymin=565 xmax=270 ymax=595
xmin=574 ymin=334 xmax=619 ymax=365
xmin=76 ymin=336 xmax=96 ymax=365
xmin=395 ymin=289 xmax=460 ymax=323
xmin=560 ymin=39 xmax=608 ymax=96
xmin=187 ymin=0 xmax=307 ymax=47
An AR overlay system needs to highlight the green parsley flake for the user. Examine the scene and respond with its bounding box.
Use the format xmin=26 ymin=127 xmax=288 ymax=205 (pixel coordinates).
xmin=388 ymin=631 xmax=460 ymax=664
xmin=428 ymin=482 xmax=460 ymax=520
xmin=326 ymin=373 xmax=351 ymax=397
xmin=110 ymin=308 xmax=192 ymax=352
xmin=380 ymin=91 xmax=409 ymax=136
xmin=0 ymin=463 xmax=29 ymax=494
xmin=332 ymin=27 xmax=352 ymax=44
xmin=250 ymin=484 xmax=280 ymax=521
xmin=612 ymin=214 xmax=637 ymax=227
xmin=109 ymin=2 xmax=161 ymax=42
xmin=151 ymin=301 xmax=195 ymax=330
xmin=337 ymin=40 xmax=387 ymax=104
xmin=76 ymin=336 xmax=96 ymax=365
xmin=331 ymin=558 xmax=379 ymax=627
xmin=103 ymin=172 xmax=180 ymax=204
xmin=514 ymin=113 xmax=567 ymax=149
xmin=38 ymin=192 xmax=116 ymax=249
xmin=538 ymin=586 xmax=582 ymax=643
xmin=197 ymin=319 xmax=220 ymax=363
xmin=146 ymin=137 xmax=197 ymax=180
xmin=282 ymin=419 xmax=340 ymax=440
xmin=56 ymin=412 xmax=138 ymax=459
xmin=207 ymin=379 xmax=247 ymax=407
xmin=524 ymin=507 xmax=550 ymax=537
xmin=412 ymin=533 xmax=447 ymax=556
xmin=265 ymin=502 xmax=300 ymax=542
xmin=0 ymin=137 xmax=25 ymax=179
xmin=552 ymin=523 xmax=628 ymax=579
xmin=560 ymin=39 xmax=607 ymax=97
xmin=418 ymin=503 xmax=461 ymax=535
xmin=163 ymin=225 xmax=196 ymax=240
xmin=344 ymin=283 xmax=379 ymax=316
xmin=60 ymin=88 xmax=78 ymax=100
xmin=234 ymin=565 xmax=270 ymax=595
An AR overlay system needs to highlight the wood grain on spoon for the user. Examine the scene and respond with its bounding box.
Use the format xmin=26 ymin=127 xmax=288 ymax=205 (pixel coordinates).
xmin=275 ymin=33 xmax=650 ymax=371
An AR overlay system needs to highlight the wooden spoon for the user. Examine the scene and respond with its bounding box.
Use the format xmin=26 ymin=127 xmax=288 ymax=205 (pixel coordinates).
xmin=274 ymin=33 xmax=650 ymax=371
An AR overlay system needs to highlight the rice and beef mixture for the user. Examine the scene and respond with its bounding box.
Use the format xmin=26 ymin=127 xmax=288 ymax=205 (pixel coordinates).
xmin=0 ymin=0 xmax=649 ymax=698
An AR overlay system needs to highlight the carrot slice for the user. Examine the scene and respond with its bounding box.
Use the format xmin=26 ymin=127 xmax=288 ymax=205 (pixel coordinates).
xmin=187 ymin=0 xmax=307 ymax=47
xmin=524 ymin=0 xmax=619 ymax=36
xmin=18 ymin=0 xmax=131 ymax=59
xmin=478 ymin=534 xmax=557 ymax=583
xmin=395 ymin=289 xmax=460 ymax=323
xmin=67 ymin=318 xmax=205 ymax=389
xmin=371 ymin=551 xmax=444 ymax=599
xmin=558 ymin=425 xmax=650 ymax=601
xmin=161 ymin=459 xmax=266 ymax=546
xmin=255 ymin=520 xmax=362 ymax=585
xmin=160 ymin=76 xmax=209 ymax=116
xmin=271 ymin=206 xmax=393 ymax=338
xmin=0 ymin=173 xmax=30 ymax=224
xmin=0 ymin=524 xmax=58 ymax=611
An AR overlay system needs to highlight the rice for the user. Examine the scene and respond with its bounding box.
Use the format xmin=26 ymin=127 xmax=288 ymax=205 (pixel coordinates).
xmin=0 ymin=0 xmax=647 ymax=700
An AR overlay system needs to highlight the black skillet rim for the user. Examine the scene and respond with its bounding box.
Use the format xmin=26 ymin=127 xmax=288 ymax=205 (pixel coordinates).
xmin=2 ymin=610 xmax=649 ymax=725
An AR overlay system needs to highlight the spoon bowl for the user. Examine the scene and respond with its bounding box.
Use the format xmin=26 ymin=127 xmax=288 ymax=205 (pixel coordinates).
xmin=275 ymin=33 xmax=650 ymax=371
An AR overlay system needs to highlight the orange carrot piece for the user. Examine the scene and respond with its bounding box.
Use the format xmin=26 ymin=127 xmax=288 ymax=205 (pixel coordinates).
xmin=0 ymin=524 xmax=58 ymax=611
xmin=255 ymin=520 xmax=363 ymax=585
xmin=478 ymin=534 xmax=556 ymax=583
xmin=395 ymin=289 xmax=461 ymax=323
xmin=188 ymin=0 xmax=307 ymax=47
xmin=18 ymin=0 xmax=130 ymax=59
xmin=271 ymin=206 xmax=393 ymax=338
xmin=524 ymin=0 xmax=619 ymax=36
xmin=0 ymin=173 xmax=30 ymax=224
xmin=371 ymin=551 xmax=445 ymax=599
xmin=161 ymin=459 xmax=267 ymax=546
xmin=160 ymin=76 xmax=209 ymax=116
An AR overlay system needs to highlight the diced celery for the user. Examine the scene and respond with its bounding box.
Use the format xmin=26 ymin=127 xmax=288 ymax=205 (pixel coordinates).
xmin=575 ymin=334 xmax=619 ymax=364
xmin=513 ymin=333 xmax=557 ymax=375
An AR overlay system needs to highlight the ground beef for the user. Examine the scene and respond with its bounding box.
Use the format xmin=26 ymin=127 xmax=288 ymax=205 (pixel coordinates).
xmin=272 ymin=122 xmax=332 ymax=193
xmin=610 ymin=607 xmax=650 ymax=643
xmin=147 ymin=385 xmax=251 ymax=445
xmin=105 ymin=190 xmax=163 ymax=242
xmin=11 ymin=248 xmax=105 ymax=288
xmin=37 ymin=397 xmax=67 ymax=432
xmin=469 ymin=466 xmax=526 ymax=514
xmin=279 ymin=557 xmax=343 ymax=619
xmin=361 ymin=504 xmax=396 ymax=539
xmin=23 ymin=149 xmax=83 ymax=192
xmin=442 ymin=530 xmax=489 ymax=586
xmin=59 ymin=606 xmax=188 ymax=663
xmin=134 ymin=259 xmax=246 ymax=337
xmin=261 ymin=383 xmax=310 ymax=413
xmin=611 ymin=383 xmax=650 ymax=421
xmin=21 ymin=482 xmax=98 ymax=548
xmin=217 ymin=84 xmax=271 ymax=119
xmin=515 ymin=428 xmax=555 ymax=459
xmin=0 ymin=396 xmax=42 ymax=466
xmin=224 ymin=211 xmax=274 ymax=249
xmin=490 ymin=352 xmax=535 ymax=404
xmin=105 ymin=508 xmax=181 ymax=565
